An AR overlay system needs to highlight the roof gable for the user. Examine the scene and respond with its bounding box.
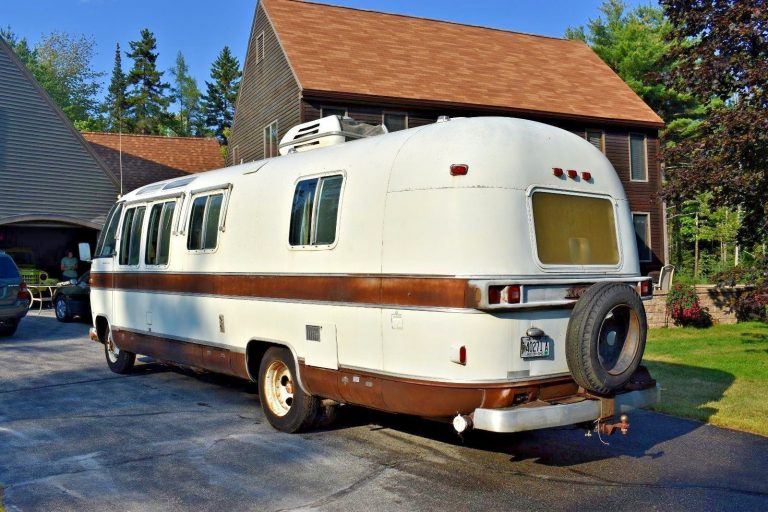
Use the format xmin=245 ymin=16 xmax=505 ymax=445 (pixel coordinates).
xmin=262 ymin=0 xmax=663 ymax=128
xmin=0 ymin=37 xmax=118 ymax=227
xmin=81 ymin=133 xmax=224 ymax=193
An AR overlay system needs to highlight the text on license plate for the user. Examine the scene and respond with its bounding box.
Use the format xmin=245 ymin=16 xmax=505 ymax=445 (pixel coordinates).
xmin=520 ymin=336 xmax=551 ymax=358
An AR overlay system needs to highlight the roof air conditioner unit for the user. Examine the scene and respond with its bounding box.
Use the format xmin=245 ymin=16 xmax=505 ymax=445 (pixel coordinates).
xmin=278 ymin=115 xmax=387 ymax=156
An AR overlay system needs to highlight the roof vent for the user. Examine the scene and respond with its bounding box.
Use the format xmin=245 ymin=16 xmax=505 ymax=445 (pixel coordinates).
xmin=437 ymin=115 xmax=451 ymax=123
xmin=278 ymin=115 xmax=387 ymax=156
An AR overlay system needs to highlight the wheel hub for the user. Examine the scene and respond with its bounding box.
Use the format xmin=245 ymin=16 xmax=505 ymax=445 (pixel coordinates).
xmin=597 ymin=304 xmax=640 ymax=376
xmin=264 ymin=360 xmax=294 ymax=417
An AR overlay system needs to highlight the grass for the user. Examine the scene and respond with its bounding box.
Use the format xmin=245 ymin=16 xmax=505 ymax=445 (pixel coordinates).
xmin=644 ymin=322 xmax=768 ymax=437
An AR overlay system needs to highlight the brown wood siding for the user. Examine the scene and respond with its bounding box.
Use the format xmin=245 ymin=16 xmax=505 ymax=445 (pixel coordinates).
xmin=300 ymin=98 xmax=664 ymax=272
xmin=228 ymin=5 xmax=301 ymax=165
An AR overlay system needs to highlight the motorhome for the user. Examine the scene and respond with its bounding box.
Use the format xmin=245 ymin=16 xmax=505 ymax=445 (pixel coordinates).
xmin=88 ymin=116 xmax=658 ymax=435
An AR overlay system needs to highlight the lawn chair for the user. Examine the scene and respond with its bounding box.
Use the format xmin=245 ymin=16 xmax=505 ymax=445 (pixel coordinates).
xmin=654 ymin=265 xmax=675 ymax=292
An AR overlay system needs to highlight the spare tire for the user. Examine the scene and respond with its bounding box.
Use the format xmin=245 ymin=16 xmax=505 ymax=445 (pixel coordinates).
xmin=566 ymin=282 xmax=647 ymax=395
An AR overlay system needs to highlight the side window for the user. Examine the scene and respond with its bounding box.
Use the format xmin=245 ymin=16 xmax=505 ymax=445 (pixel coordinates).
xmin=289 ymin=175 xmax=343 ymax=247
xmin=119 ymin=206 xmax=146 ymax=266
xmin=383 ymin=112 xmax=407 ymax=132
xmin=95 ymin=202 xmax=124 ymax=258
xmin=146 ymin=201 xmax=176 ymax=265
xmin=263 ymin=121 xmax=279 ymax=158
xmin=632 ymin=213 xmax=652 ymax=262
xmin=629 ymin=133 xmax=648 ymax=181
xmin=187 ymin=193 xmax=224 ymax=251
xmin=586 ymin=129 xmax=604 ymax=153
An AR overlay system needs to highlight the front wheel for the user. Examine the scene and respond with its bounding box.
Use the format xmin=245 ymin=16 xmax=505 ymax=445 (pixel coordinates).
xmin=104 ymin=329 xmax=136 ymax=374
xmin=258 ymin=347 xmax=318 ymax=433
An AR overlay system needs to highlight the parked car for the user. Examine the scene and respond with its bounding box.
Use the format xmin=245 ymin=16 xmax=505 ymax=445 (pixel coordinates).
xmin=53 ymin=272 xmax=90 ymax=322
xmin=89 ymin=116 xmax=658 ymax=436
xmin=0 ymin=250 xmax=29 ymax=336
xmin=3 ymin=248 xmax=59 ymax=286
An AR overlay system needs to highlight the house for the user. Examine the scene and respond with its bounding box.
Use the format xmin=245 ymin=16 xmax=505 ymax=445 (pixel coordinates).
xmin=0 ymin=36 xmax=118 ymax=276
xmin=228 ymin=0 xmax=667 ymax=273
xmin=82 ymin=132 xmax=224 ymax=195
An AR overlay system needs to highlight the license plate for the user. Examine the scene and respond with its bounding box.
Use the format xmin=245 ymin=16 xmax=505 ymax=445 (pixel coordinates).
xmin=520 ymin=336 xmax=551 ymax=358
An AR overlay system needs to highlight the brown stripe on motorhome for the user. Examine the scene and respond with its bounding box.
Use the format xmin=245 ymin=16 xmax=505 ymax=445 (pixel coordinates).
xmin=91 ymin=272 xmax=471 ymax=309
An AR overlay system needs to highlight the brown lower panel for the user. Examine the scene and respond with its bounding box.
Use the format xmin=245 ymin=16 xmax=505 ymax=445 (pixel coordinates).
xmin=300 ymin=363 xmax=577 ymax=418
xmin=112 ymin=328 xmax=250 ymax=380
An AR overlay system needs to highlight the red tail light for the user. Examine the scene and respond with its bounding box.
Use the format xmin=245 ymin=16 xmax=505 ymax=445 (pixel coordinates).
xmin=488 ymin=284 xmax=521 ymax=305
xmin=459 ymin=345 xmax=467 ymax=365
xmin=18 ymin=282 xmax=28 ymax=300
xmin=639 ymin=280 xmax=653 ymax=297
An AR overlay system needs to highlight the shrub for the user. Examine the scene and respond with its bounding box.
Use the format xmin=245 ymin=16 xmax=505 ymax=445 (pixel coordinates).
xmin=666 ymin=283 xmax=712 ymax=327
xmin=735 ymin=286 xmax=768 ymax=322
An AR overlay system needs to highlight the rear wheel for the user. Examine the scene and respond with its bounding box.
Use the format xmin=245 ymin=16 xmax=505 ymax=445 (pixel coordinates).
xmin=258 ymin=347 xmax=318 ymax=433
xmin=0 ymin=319 xmax=18 ymax=337
xmin=54 ymin=296 xmax=72 ymax=322
xmin=104 ymin=329 xmax=136 ymax=374
xmin=566 ymin=283 xmax=647 ymax=395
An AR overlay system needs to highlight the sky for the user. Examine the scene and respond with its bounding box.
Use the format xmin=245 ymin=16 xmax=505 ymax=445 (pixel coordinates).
xmin=0 ymin=0 xmax=657 ymax=99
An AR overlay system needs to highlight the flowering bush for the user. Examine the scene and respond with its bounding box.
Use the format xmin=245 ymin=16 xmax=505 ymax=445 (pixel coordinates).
xmin=735 ymin=286 xmax=768 ymax=322
xmin=666 ymin=283 xmax=712 ymax=327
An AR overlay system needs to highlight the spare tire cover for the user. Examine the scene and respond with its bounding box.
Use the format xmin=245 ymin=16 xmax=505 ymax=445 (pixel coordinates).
xmin=565 ymin=282 xmax=647 ymax=395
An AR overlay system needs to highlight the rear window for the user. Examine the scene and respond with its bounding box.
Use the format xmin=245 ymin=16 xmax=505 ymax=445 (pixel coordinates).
xmin=532 ymin=192 xmax=619 ymax=265
xmin=0 ymin=256 xmax=19 ymax=279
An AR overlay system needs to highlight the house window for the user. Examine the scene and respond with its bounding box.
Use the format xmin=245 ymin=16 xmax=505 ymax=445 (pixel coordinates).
xmin=383 ymin=112 xmax=407 ymax=132
xmin=187 ymin=193 xmax=224 ymax=251
xmin=289 ymin=175 xmax=344 ymax=246
xmin=263 ymin=121 xmax=279 ymax=158
xmin=231 ymin=145 xmax=240 ymax=165
xmin=145 ymin=201 xmax=176 ymax=265
xmin=632 ymin=212 xmax=652 ymax=262
xmin=119 ymin=206 xmax=146 ymax=266
xmin=321 ymin=107 xmax=347 ymax=118
xmin=256 ymin=32 xmax=265 ymax=63
xmin=629 ymin=133 xmax=648 ymax=181
xmin=586 ymin=129 xmax=604 ymax=152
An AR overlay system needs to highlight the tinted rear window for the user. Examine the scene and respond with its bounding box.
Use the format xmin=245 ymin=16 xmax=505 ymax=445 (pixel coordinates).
xmin=0 ymin=256 xmax=20 ymax=279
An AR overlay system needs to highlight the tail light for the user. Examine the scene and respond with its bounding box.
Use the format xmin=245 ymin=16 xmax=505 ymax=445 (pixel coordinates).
xmin=488 ymin=284 xmax=521 ymax=305
xmin=639 ymin=280 xmax=653 ymax=298
xmin=450 ymin=164 xmax=469 ymax=176
xmin=18 ymin=282 xmax=28 ymax=300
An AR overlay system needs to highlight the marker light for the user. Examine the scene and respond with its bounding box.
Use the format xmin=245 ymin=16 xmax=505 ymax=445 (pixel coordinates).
xmin=581 ymin=171 xmax=592 ymax=181
xmin=450 ymin=164 xmax=469 ymax=176
xmin=488 ymin=284 xmax=521 ymax=305
xmin=552 ymin=167 xmax=564 ymax=177
xmin=567 ymin=169 xmax=578 ymax=179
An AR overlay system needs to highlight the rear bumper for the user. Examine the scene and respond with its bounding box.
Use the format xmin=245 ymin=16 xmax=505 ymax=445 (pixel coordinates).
xmin=89 ymin=326 xmax=101 ymax=343
xmin=472 ymin=385 xmax=660 ymax=433
xmin=0 ymin=302 xmax=29 ymax=323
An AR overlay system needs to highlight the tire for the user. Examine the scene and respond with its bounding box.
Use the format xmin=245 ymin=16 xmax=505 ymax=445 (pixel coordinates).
xmin=104 ymin=328 xmax=136 ymax=374
xmin=54 ymin=296 xmax=72 ymax=322
xmin=566 ymin=282 xmax=647 ymax=395
xmin=0 ymin=319 xmax=18 ymax=337
xmin=258 ymin=347 xmax=318 ymax=433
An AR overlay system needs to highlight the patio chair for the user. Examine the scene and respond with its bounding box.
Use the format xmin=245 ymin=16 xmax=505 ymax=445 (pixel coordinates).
xmin=654 ymin=265 xmax=675 ymax=292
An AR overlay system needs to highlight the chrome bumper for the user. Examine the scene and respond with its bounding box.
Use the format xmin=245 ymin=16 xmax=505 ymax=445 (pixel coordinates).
xmin=89 ymin=327 xmax=101 ymax=343
xmin=472 ymin=385 xmax=660 ymax=434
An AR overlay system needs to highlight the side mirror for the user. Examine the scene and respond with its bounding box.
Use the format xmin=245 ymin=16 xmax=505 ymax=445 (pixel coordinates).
xmin=78 ymin=242 xmax=92 ymax=262
xmin=70 ymin=279 xmax=77 ymax=285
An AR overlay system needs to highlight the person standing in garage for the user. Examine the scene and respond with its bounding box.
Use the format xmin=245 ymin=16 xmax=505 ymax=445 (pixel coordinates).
xmin=60 ymin=250 xmax=79 ymax=280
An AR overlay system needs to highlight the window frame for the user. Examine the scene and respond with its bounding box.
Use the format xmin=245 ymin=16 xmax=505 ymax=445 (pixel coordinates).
xmin=320 ymin=106 xmax=347 ymax=118
xmin=628 ymin=132 xmax=649 ymax=182
xmin=526 ymin=186 xmax=624 ymax=272
xmin=94 ymin=202 xmax=124 ymax=259
xmin=117 ymin=205 xmax=147 ymax=268
xmin=631 ymin=211 xmax=653 ymax=263
xmin=585 ymin=129 xmax=605 ymax=153
xmin=263 ymin=120 xmax=279 ymax=159
xmin=382 ymin=111 xmax=408 ymax=132
xmin=287 ymin=171 xmax=346 ymax=251
xmin=185 ymin=185 xmax=232 ymax=254
xmin=144 ymin=199 xmax=178 ymax=268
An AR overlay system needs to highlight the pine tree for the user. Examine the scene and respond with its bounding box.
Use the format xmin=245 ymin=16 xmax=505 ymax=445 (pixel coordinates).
xmin=125 ymin=28 xmax=171 ymax=135
xmin=202 ymin=46 xmax=241 ymax=144
xmin=170 ymin=51 xmax=204 ymax=136
xmin=103 ymin=43 xmax=128 ymax=133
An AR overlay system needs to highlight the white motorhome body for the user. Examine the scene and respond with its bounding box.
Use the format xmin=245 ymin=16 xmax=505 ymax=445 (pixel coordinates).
xmin=89 ymin=117 xmax=658 ymax=434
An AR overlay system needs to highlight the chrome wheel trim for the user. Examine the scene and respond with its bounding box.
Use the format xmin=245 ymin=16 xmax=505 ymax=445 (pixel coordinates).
xmin=106 ymin=333 xmax=120 ymax=364
xmin=263 ymin=360 xmax=294 ymax=417
xmin=597 ymin=304 xmax=640 ymax=376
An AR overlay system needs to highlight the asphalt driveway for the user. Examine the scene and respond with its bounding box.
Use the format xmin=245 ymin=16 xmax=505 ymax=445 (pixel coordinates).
xmin=1 ymin=314 xmax=767 ymax=512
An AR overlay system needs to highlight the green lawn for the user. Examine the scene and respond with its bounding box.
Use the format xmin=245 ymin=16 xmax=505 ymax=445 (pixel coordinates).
xmin=644 ymin=322 xmax=768 ymax=436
